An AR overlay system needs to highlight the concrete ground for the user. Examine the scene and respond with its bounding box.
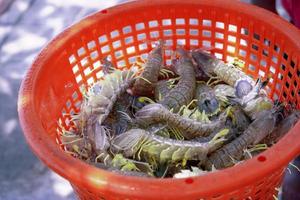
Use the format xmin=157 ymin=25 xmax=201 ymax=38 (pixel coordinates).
xmin=0 ymin=1 xmax=126 ymax=199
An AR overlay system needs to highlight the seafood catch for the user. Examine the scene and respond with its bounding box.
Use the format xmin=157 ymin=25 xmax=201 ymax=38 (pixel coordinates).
xmin=60 ymin=42 xmax=299 ymax=178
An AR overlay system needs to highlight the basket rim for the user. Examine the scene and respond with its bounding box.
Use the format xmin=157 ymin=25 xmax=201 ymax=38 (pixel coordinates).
xmin=18 ymin=0 xmax=300 ymax=198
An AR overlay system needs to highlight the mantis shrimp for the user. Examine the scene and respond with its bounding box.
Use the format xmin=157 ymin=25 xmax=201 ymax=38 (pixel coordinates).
xmin=132 ymin=41 xmax=163 ymax=96
xmin=232 ymin=78 xmax=273 ymax=119
xmin=82 ymin=68 xmax=136 ymax=124
xmin=60 ymin=114 xmax=109 ymax=160
xmin=213 ymin=82 xmax=272 ymax=120
xmin=262 ymin=110 xmax=300 ymax=145
xmin=111 ymin=128 xmax=229 ymax=168
xmin=191 ymin=49 xmax=255 ymax=88
xmin=66 ymin=109 xmax=109 ymax=154
xmin=59 ymin=40 xmax=300 ymax=179
xmin=193 ymin=105 xmax=250 ymax=145
xmin=135 ymin=103 xmax=228 ymax=139
xmin=154 ymin=79 xmax=176 ymax=101
xmin=204 ymin=106 xmax=280 ymax=170
xmin=110 ymin=92 xmax=135 ymax=136
xmin=158 ymin=47 xmax=196 ymax=113
xmin=69 ymin=68 xmax=137 ymax=153
xmin=192 ymin=50 xmax=273 ymax=118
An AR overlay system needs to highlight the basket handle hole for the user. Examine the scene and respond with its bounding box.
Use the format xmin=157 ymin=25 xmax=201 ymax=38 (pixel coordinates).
xmin=101 ymin=9 xmax=108 ymax=14
xmin=185 ymin=178 xmax=194 ymax=184
xmin=257 ymin=155 xmax=266 ymax=162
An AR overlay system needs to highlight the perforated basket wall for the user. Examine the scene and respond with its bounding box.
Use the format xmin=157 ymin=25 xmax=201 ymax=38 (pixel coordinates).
xmin=18 ymin=1 xmax=300 ymax=200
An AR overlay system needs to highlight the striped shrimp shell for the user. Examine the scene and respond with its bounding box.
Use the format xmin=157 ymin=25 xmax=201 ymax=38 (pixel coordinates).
xmin=111 ymin=128 xmax=225 ymax=166
xmin=191 ymin=50 xmax=255 ymax=87
xmin=159 ymin=48 xmax=196 ymax=113
xmin=82 ymin=69 xmax=136 ymax=124
xmin=154 ymin=79 xmax=173 ymax=101
xmin=132 ymin=42 xmax=163 ymax=96
xmin=135 ymin=103 xmax=227 ymax=139
xmin=205 ymin=108 xmax=278 ymax=170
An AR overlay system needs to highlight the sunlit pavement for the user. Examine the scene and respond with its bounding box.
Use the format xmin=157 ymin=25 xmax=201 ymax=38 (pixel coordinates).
xmin=0 ymin=1 xmax=126 ymax=199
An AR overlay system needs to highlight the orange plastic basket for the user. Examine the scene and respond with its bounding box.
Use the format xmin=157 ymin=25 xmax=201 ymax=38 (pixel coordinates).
xmin=18 ymin=0 xmax=300 ymax=199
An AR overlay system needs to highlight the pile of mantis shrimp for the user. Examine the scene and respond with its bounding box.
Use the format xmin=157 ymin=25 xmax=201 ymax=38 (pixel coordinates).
xmin=61 ymin=41 xmax=300 ymax=178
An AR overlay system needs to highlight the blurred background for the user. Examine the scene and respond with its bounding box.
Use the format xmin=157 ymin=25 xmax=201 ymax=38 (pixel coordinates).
xmin=0 ymin=1 xmax=129 ymax=199
xmin=0 ymin=0 xmax=298 ymax=200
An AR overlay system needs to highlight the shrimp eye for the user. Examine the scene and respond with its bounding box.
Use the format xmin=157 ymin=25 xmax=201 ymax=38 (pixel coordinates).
xmin=204 ymin=99 xmax=210 ymax=105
